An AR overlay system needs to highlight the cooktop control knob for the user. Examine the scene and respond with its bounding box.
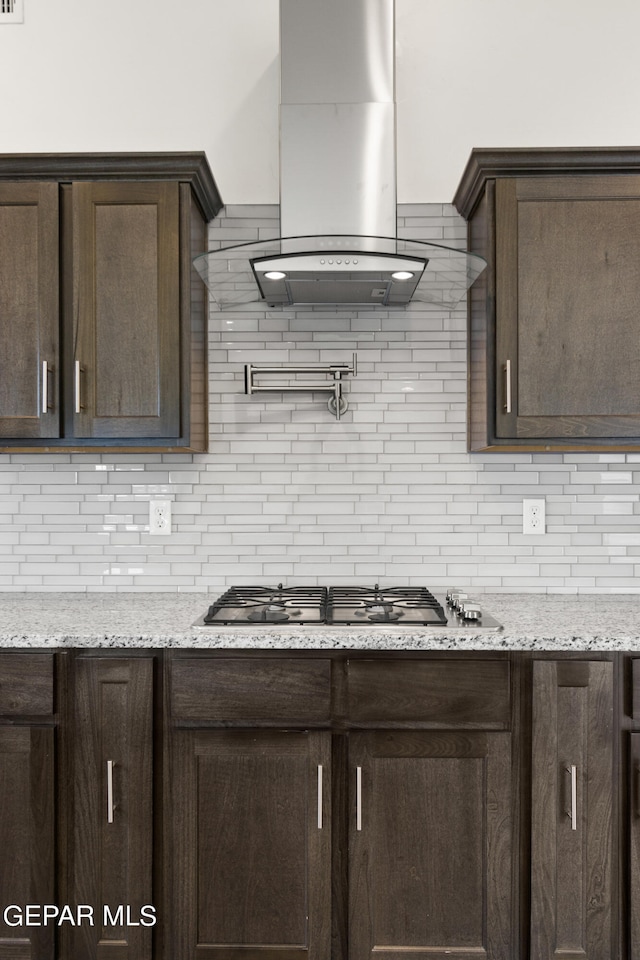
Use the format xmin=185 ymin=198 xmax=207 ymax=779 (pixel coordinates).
xmin=459 ymin=600 xmax=482 ymax=621
xmin=449 ymin=591 xmax=469 ymax=610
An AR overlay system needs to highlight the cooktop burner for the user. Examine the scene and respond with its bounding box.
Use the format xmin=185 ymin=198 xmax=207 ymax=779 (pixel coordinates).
xmin=197 ymin=584 xmax=502 ymax=630
xmin=327 ymin=586 xmax=447 ymax=625
xmin=203 ymin=585 xmax=327 ymax=626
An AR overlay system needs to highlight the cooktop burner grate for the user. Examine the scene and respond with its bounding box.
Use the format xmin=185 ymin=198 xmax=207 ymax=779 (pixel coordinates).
xmin=327 ymin=585 xmax=448 ymax=625
xmin=203 ymin=585 xmax=328 ymax=625
xmin=201 ymin=583 xmax=455 ymax=626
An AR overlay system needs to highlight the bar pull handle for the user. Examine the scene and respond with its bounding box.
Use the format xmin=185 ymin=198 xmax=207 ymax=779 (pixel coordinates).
xmin=317 ymin=764 xmax=323 ymax=830
xmin=107 ymin=760 xmax=115 ymax=824
xmin=635 ymin=765 xmax=640 ymax=819
xmin=565 ymin=763 xmax=577 ymax=830
xmin=356 ymin=766 xmax=362 ymax=831
xmin=74 ymin=360 xmax=82 ymax=414
xmin=42 ymin=360 xmax=49 ymax=414
xmin=504 ymin=359 xmax=512 ymax=414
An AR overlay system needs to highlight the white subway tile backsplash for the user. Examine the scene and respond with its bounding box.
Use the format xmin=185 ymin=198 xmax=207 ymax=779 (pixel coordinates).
xmin=0 ymin=203 xmax=639 ymax=592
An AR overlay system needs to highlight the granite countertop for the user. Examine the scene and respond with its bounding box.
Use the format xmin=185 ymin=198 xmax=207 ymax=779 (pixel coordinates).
xmin=0 ymin=591 xmax=639 ymax=650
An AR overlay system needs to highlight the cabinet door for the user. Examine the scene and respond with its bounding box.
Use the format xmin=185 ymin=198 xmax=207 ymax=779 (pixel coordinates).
xmin=171 ymin=729 xmax=331 ymax=960
xmin=630 ymin=733 xmax=640 ymax=958
xmin=68 ymin=657 xmax=154 ymax=960
xmin=69 ymin=181 xmax=180 ymax=439
xmin=496 ymin=176 xmax=640 ymax=441
xmin=0 ymin=726 xmax=55 ymax=960
xmin=531 ymin=660 xmax=614 ymax=960
xmin=0 ymin=182 xmax=59 ymax=439
xmin=349 ymin=730 xmax=513 ymax=960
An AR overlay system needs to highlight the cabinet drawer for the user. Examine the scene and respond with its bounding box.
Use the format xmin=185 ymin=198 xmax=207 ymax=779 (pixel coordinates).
xmin=632 ymin=659 xmax=640 ymax=720
xmin=347 ymin=658 xmax=510 ymax=726
xmin=171 ymin=657 xmax=332 ymax=722
xmin=0 ymin=653 xmax=54 ymax=715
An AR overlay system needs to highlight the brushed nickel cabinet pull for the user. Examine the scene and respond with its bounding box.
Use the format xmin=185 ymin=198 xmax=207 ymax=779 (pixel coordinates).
xmin=317 ymin=764 xmax=323 ymax=830
xmin=504 ymin=359 xmax=512 ymax=414
xmin=635 ymin=765 xmax=640 ymax=819
xmin=41 ymin=360 xmax=49 ymax=413
xmin=107 ymin=760 xmax=115 ymax=824
xmin=74 ymin=360 xmax=82 ymax=414
xmin=356 ymin=766 xmax=362 ymax=831
xmin=566 ymin=763 xmax=577 ymax=830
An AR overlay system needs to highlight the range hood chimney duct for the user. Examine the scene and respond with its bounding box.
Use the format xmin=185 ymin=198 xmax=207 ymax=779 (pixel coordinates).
xmin=193 ymin=0 xmax=486 ymax=310
xmin=279 ymin=0 xmax=396 ymax=244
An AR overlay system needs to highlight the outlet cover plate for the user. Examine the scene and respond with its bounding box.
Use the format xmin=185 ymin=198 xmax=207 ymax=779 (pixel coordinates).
xmin=523 ymin=498 xmax=545 ymax=535
xmin=149 ymin=499 xmax=172 ymax=535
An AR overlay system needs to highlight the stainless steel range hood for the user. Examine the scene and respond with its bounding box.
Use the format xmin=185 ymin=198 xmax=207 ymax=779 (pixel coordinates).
xmin=193 ymin=0 xmax=486 ymax=309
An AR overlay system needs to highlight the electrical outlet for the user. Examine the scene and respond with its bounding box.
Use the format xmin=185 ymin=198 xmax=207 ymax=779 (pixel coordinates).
xmin=523 ymin=498 xmax=545 ymax=535
xmin=149 ymin=499 xmax=172 ymax=535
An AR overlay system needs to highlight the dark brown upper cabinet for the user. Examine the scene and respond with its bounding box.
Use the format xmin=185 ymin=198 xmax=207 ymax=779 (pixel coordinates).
xmin=0 ymin=153 xmax=221 ymax=453
xmin=0 ymin=182 xmax=60 ymax=441
xmin=454 ymin=148 xmax=640 ymax=451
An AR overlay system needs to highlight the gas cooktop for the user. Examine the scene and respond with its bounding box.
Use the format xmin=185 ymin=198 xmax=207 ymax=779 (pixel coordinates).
xmin=193 ymin=584 xmax=503 ymax=630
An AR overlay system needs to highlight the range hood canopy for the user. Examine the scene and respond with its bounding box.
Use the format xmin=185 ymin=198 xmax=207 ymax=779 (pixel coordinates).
xmin=193 ymin=235 xmax=486 ymax=309
xmin=194 ymin=0 xmax=486 ymax=310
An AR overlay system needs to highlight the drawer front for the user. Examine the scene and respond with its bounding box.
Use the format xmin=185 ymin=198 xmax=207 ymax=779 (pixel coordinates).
xmin=0 ymin=653 xmax=54 ymax=716
xmin=171 ymin=657 xmax=332 ymax=722
xmin=347 ymin=658 xmax=511 ymax=726
xmin=632 ymin=658 xmax=640 ymax=719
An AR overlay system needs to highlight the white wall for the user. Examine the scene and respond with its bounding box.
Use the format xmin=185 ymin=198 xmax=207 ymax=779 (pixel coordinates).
xmin=1 ymin=0 xmax=640 ymax=203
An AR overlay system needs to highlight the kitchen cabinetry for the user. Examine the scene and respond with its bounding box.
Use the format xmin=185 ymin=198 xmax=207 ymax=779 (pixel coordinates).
xmin=65 ymin=656 xmax=154 ymax=960
xmin=167 ymin=654 xmax=515 ymax=960
xmin=530 ymin=659 xmax=614 ymax=959
xmin=346 ymin=658 xmax=513 ymax=960
xmin=0 ymin=182 xmax=59 ymax=440
xmin=168 ymin=657 xmax=333 ymax=960
xmin=453 ymin=148 xmax=640 ymax=451
xmin=0 ymin=648 xmax=629 ymax=960
xmin=0 ymin=653 xmax=56 ymax=960
xmin=628 ymin=658 xmax=640 ymax=959
xmin=0 ymin=153 xmax=221 ymax=452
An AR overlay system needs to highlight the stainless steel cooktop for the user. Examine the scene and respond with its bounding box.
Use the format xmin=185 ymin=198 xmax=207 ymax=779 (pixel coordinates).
xmin=193 ymin=584 xmax=503 ymax=630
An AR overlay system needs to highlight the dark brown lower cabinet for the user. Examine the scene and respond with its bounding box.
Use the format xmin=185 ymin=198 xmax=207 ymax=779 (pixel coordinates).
xmin=0 ymin=726 xmax=55 ymax=960
xmin=630 ymin=733 xmax=640 ymax=958
xmin=349 ymin=730 xmax=513 ymax=960
xmin=531 ymin=660 xmax=614 ymax=960
xmin=0 ymin=650 xmax=632 ymax=960
xmin=66 ymin=657 xmax=154 ymax=960
xmin=170 ymin=729 xmax=331 ymax=960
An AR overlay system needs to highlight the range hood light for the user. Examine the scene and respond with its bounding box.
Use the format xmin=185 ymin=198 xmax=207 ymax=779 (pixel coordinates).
xmin=264 ymin=270 xmax=287 ymax=280
xmin=391 ymin=271 xmax=414 ymax=281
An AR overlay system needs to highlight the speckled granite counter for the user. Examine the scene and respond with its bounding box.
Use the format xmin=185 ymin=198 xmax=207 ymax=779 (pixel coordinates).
xmin=0 ymin=592 xmax=639 ymax=650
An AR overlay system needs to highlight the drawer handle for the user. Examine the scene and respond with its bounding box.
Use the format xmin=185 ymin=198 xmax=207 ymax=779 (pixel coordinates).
xmin=356 ymin=765 xmax=362 ymax=831
xmin=504 ymin=359 xmax=512 ymax=414
xmin=107 ymin=760 xmax=115 ymax=824
xmin=565 ymin=763 xmax=577 ymax=830
xmin=317 ymin=764 xmax=323 ymax=830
